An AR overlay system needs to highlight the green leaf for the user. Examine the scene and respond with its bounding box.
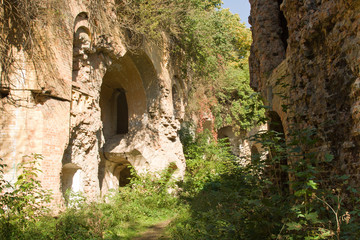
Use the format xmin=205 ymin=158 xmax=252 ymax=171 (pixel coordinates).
xmin=294 ymin=189 xmax=306 ymax=197
xmin=307 ymin=180 xmax=317 ymax=190
xmin=324 ymin=153 xmax=334 ymax=162
xmin=304 ymin=212 xmax=319 ymax=223
xmin=286 ymin=222 xmax=302 ymax=231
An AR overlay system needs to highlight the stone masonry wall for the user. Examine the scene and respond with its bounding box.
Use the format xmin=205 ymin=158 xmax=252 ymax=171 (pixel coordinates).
xmin=0 ymin=0 xmax=187 ymax=206
xmin=249 ymin=0 xmax=360 ymax=183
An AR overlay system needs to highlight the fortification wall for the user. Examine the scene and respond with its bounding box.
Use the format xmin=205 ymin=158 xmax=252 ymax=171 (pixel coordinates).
xmin=0 ymin=0 xmax=186 ymax=205
xmin=249 ymin=0 xmax=360 ymax=182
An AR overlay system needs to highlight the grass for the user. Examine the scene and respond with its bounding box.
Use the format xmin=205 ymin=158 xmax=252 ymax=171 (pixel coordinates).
xmin=2 ymin=133 xmax=360 ymax=239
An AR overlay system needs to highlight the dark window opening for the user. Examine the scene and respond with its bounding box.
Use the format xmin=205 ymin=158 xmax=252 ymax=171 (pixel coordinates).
xmin=277 ymin=0 xmax=289 ymax=51
xmin=117 ymin=89 xmax=128 ymax=134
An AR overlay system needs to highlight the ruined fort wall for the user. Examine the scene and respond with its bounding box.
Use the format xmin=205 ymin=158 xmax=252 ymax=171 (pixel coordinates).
xmin=249 ymin=0 xmax=360 ymax=181
xmin=0 ymin=0 xmax=186 ymax=205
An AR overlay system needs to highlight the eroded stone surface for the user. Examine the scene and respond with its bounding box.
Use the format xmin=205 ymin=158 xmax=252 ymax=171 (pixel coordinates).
xmin=249 ymin=0 xmax=360 ymax=182
xmin=0 ymin=0 xmax=186 ymax=205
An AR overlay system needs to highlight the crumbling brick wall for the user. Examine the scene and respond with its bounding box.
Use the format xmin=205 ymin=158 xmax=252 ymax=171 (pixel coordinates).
xmin=0 ymin=0 xmax=187 ymax=207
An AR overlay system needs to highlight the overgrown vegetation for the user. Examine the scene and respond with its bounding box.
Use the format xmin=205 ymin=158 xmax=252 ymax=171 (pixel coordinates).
xmin=168 ymin=123 xmax=360 ymax=239
xmin=0 ymin=161 xmax=180 ymax=239
xmin=1 ymin=1 xmax=359 ymax=239
xmin=1 ymin=124 xmax=360 ymax=239
xmin=213 ymin=64 xmax=265 ymax=131
xmin=0 ymin=154 xmax=52 ymax=239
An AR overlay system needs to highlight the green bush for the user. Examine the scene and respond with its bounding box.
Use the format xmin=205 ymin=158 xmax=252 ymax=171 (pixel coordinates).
xmin=53 ymin=167 xmax=180 ymax=240
xmin=0 ymin=156 xmax=182 ymax=239
xmin=0 ymin=154 xmax=53 ymax=240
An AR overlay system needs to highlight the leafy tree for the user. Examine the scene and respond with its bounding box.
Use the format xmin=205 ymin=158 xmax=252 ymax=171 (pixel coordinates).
xmin=214 ymin=64 xmax=265 ymax=132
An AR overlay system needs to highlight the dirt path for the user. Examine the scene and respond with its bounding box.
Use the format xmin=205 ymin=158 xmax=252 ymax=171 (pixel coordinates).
xmin=132 ymin=219 xmax=172 ymax=240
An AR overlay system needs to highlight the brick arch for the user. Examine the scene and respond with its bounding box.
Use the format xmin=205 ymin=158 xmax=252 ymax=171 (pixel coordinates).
xmin=61 ymin=163 xmax=83 ymax=198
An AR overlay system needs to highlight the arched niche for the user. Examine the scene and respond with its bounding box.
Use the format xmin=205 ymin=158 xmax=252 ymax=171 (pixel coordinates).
xmin=74 ymin=12 xmax=89 ymax=31
xmin=61 ymin=163 xmax=83 ymax=198
xmin=267 ymin=110 xmax=289 ymax=194
xmin=100 ymin=54 xmax=148 ymax=139
xmin=72 ymin=12 xmax=91 ymax=81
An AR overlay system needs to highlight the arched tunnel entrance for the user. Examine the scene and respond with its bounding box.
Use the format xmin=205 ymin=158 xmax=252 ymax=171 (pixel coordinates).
xmin=217 ymin=126 xmax=240 ymax=156
xmin=267 ymin=111 xmax=289 ymax=194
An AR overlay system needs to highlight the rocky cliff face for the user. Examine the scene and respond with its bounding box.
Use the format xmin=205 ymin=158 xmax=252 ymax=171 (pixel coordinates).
xmin=0 ymin=0 xmax=186 ymax=205
xmin=249 ymin=0 xmax=360 ymax=182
